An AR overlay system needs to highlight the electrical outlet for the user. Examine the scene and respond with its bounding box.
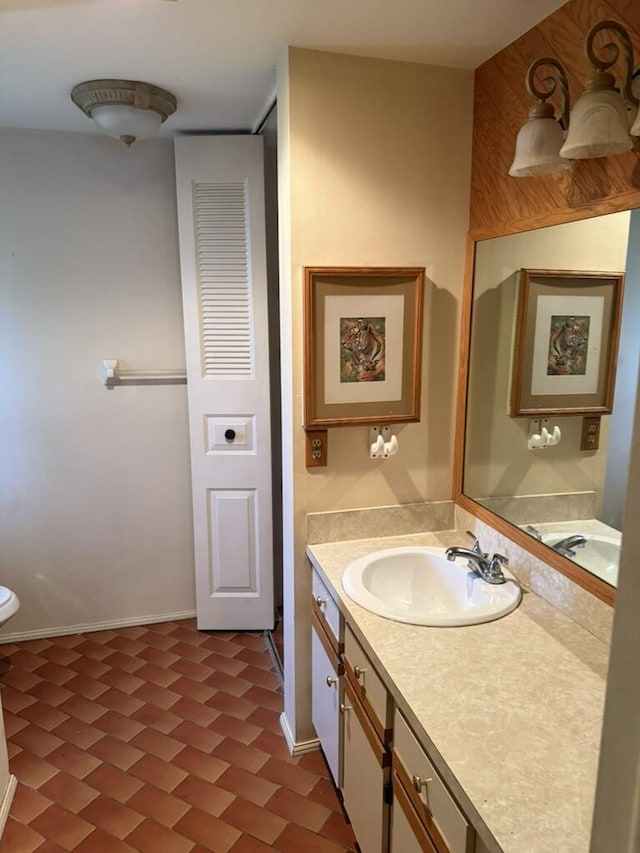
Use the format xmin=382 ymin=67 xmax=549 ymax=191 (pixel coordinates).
xmin=305 ymin=429 xmax=328 ymax=468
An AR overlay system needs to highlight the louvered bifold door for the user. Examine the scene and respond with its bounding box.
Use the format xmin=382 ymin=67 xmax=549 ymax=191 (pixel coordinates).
xmin=174 ymin=136 xmax=274 ymax=630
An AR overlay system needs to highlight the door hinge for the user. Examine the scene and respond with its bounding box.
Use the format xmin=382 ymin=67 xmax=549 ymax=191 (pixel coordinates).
xmin=383 ymin=781 xmax=393 ymax=805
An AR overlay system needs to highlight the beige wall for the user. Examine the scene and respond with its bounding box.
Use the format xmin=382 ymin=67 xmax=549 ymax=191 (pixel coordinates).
xmin=0 ymin=128 xmax=195 ymax=639
xmin=465 ymin=212 xmax=630 ymax=514
xmin=279 ymin=48 xmax=473 ymax=741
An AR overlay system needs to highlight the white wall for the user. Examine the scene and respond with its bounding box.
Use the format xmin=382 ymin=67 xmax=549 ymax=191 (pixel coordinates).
xmin=0 ymin=128 xmax=195 ymax=638
xmin=278 ymin=49 xmax=473 ymax=743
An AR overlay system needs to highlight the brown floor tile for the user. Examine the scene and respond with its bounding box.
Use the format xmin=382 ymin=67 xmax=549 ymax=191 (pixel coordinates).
xmin=172 ymin=746 xmax=229 ymax=784
xmin=210 ymin=713 xmax=262 ymax=745
xmin=124 ymin=818 xmax=194 ymax=853
xmin=169 ymin=676 xmax=216 ymax=704
xmin=216 ymin=765 xmax=279 ymax=807
xmin=29 ymin=803 xmax=94 ymax=849
xmin=173 ymin=807 xmax=242 ymax=852
xmin=8 ymin=752 xmax=58 ymax=789
xmin=47 ymin=744 xmax=102 ymax=781
xmin=222 ymin=796 xmax=287 ymax=845
xmin=73 ymin=827 xmax=137 ymax=852
xmin=132 ymin=681 xmax=182 ymax=710
xmin=56 ymin=694 xmax=108 ymax=725
xmin=38 ymin=771 xmax=100 ymax=813
xmin=259 ymin=755 xmax=321 ymax=795
xmin=319 ymin=810 xmax=358 ymax=848
xmin=172 ymin=774 xmax=235 ymax=818
xmin=274 ymin=822 xmax=351 ymax=852
xmin=78 ymin=794 xmax=145 ymax=839
xmin=266 ymin=786 xmax=331 ymax=833
xmin=127 ymin=785 xmax=191 ymax=828
xmin=130 ymin=728 xmax=185 ymax=762
xmin=88 ymin=735 xmax=146 ymax=771
xmin=170 ymin=720 xmax=224 ymax=754
xmin=212 ymin=737 xmax=269 ymax=774
xmin=1 ymin=816 xmax=46 ymax=852
xmin=82 ymin=763 xmax=145 ymax=803
xmin=51 ymin=717 xmax=105 ymax=750
xmin=297 ymin=750 xmax=332 ymax=779
xmin=93 ymin=710 xmax=146 ymax=742
xmin=10 ymin=725 xmax=63 ymax=759
xmin=3 ymin=621 xmax=356 ymax=853
xmin=130 ymin=703 xmax=183 ymax=735
xmin=8 ymin=783 xmax=51 ymax=824
xmin=128 ymin=754 xmax=189 ymax=793
xmin=18 ymin=702 xmax=69 ymax=733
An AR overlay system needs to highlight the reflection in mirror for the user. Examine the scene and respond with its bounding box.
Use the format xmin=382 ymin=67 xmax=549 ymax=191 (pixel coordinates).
xmin=464 ymin=210 xmax=640 ymax=589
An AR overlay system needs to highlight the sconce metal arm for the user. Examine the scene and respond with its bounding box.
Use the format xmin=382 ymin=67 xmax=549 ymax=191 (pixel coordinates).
xmin=585 ymin=20 xmax=639 ymax=108
xmin=526 ymin=57 xmax=570 ymax=129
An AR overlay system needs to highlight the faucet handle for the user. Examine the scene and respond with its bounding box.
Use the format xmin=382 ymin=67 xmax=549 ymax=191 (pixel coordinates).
xmin=465 ymin=530 xmax=486 ymax=557
xmin=487 ymin=552 xmax=508 ymax=580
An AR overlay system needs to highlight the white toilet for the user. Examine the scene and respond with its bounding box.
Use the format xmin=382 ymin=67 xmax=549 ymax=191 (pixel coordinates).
xmin=0 ymin=588 xmax=20 ymax=627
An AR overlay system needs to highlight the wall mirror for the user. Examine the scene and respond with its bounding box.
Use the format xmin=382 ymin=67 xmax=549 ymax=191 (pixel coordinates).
xmin=459 ymin=208 xmax=640 ymax=606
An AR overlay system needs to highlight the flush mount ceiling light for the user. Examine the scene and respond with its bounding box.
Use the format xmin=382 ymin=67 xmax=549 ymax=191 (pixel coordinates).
xmin=509 ymin=20 xmax=640 ymax=178
xmin=70 ymin=79 xmax=177 ymax=147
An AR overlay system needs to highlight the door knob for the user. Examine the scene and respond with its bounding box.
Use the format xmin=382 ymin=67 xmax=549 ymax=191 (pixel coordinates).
xmin=326 ymin=675 xmax=337 ymax=687
xmin=224 ymin=429 xmax=236 ymax=442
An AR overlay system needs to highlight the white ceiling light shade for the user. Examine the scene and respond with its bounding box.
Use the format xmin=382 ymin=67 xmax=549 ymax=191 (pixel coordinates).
xmin=560 ymin=21 xmax=637 ymax=159
xmin=509 ymin=58 xmax=570 ymax=177
xmin=510 ymin=19 xmax=640 ymax=177
xmin=70 ymin=79 xmax=177 ymax=146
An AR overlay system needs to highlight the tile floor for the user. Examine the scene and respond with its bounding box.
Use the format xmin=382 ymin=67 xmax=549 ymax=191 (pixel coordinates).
xmin=0 ymin=618 xmax=356 ymax=852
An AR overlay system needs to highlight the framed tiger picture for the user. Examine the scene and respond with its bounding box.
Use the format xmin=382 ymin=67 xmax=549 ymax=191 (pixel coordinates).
xmin=303 ymin=267 xmax=424 ymax=427
xmin=510 ymin=268 xmax=625 ymax=417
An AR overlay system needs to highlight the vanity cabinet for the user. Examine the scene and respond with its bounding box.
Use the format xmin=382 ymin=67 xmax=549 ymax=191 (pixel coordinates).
xmin=310 ymin=566 xmax=489 ymax=853
xmin=311 ymin=569 xmax=344 ymax=787
xmin=342 ymin=625 xmax=392 ymax=853
xmin=391 ymin=709 xmax=474 ymax=853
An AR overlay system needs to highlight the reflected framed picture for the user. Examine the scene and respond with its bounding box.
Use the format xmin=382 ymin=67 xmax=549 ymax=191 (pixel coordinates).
xmin=303 ymin=267 xmax=424 ymax=427
xmin=510 ymin=268 xmax=625 ymax=417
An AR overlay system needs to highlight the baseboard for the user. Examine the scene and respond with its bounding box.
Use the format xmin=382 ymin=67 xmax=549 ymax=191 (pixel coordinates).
xmin=0 ymin=775 xmax=17 ymax=839
xmin=0 ymin=609 xmax=197 ymax=645
xmin=279 ymin=712 xmax=320 ymax=756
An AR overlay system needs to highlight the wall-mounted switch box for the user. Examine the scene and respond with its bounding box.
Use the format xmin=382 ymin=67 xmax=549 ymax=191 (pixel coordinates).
xmin=581 ymin=416 xmax=601 ymax=451
xmin=305 ymin=429 xmax=328 ymax=468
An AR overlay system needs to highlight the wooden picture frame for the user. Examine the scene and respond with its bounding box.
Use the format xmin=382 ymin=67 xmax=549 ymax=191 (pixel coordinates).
xmin=303 ymin=267 xmax=424 ymax=428
xmin=510 ymin=269 xmax=625 ymax=417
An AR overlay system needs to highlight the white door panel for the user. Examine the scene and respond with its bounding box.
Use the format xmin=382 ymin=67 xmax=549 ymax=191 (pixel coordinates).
xmin=175 ymin=136 xmax=273 ymax=630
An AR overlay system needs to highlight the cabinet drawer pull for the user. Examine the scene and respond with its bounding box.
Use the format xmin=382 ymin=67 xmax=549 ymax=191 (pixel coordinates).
xmin=326 ymin=675 xmax=337 ymax=688
xmin=315 ymin=596 xmax=327 ymax=609
xmin=412 ymin=774 xmax=432 ymax=793
xmin=354 ymin=665 xmax=367 ymax=679
xmin=339 ymin=703 xmax=352 ymax=714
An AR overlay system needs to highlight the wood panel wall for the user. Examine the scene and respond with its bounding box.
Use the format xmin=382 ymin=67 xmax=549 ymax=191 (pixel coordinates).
xmin=471 ymin=0 xmax=640 ymax=238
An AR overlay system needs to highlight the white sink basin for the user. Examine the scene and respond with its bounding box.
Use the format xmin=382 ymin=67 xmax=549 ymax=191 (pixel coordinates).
xmin=342 ymin=546 xmax=521 ymax=627
xmin=541 ymin=533 xmax=620 ymax=585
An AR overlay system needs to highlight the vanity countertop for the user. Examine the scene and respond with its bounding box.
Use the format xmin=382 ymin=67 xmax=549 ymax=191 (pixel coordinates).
xmin=307 ymin=529 xmax=610 ymax=853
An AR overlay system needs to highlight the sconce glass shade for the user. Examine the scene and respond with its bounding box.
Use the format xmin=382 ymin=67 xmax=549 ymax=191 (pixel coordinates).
xmin=631 ymin=76 xmax=640 ymax=137
xmin=509 ymin=104 xmax=570 ymax=177
xmin=560 ymin=83 xmax=632 ymax=159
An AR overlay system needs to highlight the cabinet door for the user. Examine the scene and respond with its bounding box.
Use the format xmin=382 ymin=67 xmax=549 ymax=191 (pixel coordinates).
xmin=311 ymin=627 xmax=342 ymax=787
xmin=342 ymin=681 xmax=389 ymax=853
xmin=391 ymin=771 xmax=438 ymax=853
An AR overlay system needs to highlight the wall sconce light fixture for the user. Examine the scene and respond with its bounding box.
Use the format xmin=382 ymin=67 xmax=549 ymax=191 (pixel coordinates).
xmin=509 ymin=20 xmax=640 ymax=177
xmin=71 ymin=79 xmax=177 ymax=147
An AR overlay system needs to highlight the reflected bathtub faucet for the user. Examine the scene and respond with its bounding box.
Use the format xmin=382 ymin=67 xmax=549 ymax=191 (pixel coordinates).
xmin=550 ymin=534 xmax=587 ymax=558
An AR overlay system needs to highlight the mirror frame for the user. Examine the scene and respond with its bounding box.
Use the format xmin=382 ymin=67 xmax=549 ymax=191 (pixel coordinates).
xmin=452 ymin=200 xmax=640 ymax=609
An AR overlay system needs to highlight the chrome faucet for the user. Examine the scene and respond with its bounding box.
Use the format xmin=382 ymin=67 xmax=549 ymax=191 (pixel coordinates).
xmin=550 ymin=534 xmax=587 ymax=558
xmin=444 ymin=531 xmax=508 ymax=585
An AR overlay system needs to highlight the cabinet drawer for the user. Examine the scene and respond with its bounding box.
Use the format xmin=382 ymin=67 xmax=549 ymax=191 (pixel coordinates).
xmin=345 ymin=625 xmax=392 ymax=740
xmin=312 ymin=569 xmax=343 ymax=653
xmin=393 ymin=710 xmax=472 ymax=853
